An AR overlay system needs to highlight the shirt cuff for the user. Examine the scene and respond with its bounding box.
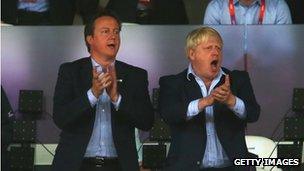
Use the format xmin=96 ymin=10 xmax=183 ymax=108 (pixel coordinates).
xmin=186 ymin=99 xmax=200 ymax=119
xmin=231 ymin=97 xmax=246 ymax=119
xmin=112 ymin=94 xmax=122 ymax=111
xmin=87 ymin=89 xmax=98 ymax=107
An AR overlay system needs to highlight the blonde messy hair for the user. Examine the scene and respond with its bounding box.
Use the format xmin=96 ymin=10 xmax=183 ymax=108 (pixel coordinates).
xmin=185 ymin=27 xmax=223 ymax=55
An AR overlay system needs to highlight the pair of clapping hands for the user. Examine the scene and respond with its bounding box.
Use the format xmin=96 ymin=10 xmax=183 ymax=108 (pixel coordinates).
xmin=91 ymin=65 xmax=119 ymax=102
xmin=199 ymin=75 xmax=236 ymax=110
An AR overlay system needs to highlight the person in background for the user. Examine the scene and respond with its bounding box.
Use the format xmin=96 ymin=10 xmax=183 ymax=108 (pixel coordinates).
xmin=1 ymin=0 xmax=50 ymax=25
xmin=204 ymin=0 xmax=292 ymax=24
xmin=50 ymin=0 xmax=99 ymax=25
xmin=285 ymin=0 xmax=304 ymax=24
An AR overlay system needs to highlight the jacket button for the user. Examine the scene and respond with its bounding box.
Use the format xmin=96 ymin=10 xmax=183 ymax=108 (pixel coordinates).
xmin=197 ymin=161 xmax=200 ymax=165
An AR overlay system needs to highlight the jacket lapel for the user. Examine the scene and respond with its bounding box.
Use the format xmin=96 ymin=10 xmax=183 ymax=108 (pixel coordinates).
xmin=115 ymin=61 xmax=126 ymax=93
xmin=80 ymin=58 xmax=93 ymax=91
xmin=214 ymin=68 xmax=232 ymax=119
xmin=183 ymin=71 xmax=202 ymax=105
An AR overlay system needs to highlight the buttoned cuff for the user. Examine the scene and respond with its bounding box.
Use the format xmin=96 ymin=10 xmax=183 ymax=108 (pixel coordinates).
xmin=112 ymin=94 xmax=122 ymax=111
xmin=187 ymin=99 xmax=200 ymax=119
xmin=231 ymin=97 xmax=246 ymax=119
xmin=87 ymin=89 xmax=98 ymax=107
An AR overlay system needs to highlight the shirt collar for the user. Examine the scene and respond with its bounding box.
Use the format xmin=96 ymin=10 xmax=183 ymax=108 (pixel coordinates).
xmin=91 ymin=57 xmax=115 ymax=71
xmin=186 ymin=63 xmax=226 ymax=81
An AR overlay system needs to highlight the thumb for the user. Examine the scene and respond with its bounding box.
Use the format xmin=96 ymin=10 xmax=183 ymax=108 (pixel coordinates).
xmin=92 ymin=67 xmax=99 ymax=79
xmin=225 ymin=75 xmax=230 ymax=87
xmin=109 ymin=65 xmax=116 ymax=78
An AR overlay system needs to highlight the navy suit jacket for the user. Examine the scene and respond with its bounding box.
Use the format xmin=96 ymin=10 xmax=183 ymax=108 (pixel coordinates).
xmin=159 ymin=67 xmax=260 ymax=171
xmin=51 ymin=57 xmax=154 ymax=171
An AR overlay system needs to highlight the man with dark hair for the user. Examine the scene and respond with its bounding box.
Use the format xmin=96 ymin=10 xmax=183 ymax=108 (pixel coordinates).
xmin=51 ymin=10 xmax=154 ymax=171
xmin=159 ymin=27 xmax=260 ymax=171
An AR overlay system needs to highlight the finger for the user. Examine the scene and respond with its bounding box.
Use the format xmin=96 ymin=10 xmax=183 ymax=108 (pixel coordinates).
xmin=100 ymin=75 xmax=112 ymax=85
xmin=213 ymin=88 xmax=228 ymax=96
xmin=108 ymin=65 xmax=117 ymax=79
xmin=212 ymin=94 xmax=225 ymax=102
xmin=212 ymin=91 xmax=227 ymax=101
xmin=103 ymin=80 xmax=112 ymax=89
xmin=92 ymin=67 xmax=99 ymax=79
xmin=212 ymin=93 xmax=225 ymax=101
xmin=98 ymin=73 xmax=110 ymax=81
xmin=218 ymin=85 xmax=230 ymax=93
xmin=225 ymin=75 xmax=230 ymax=87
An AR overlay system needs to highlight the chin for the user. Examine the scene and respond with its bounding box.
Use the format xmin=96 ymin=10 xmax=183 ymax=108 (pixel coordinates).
xmin=105 ymin=54 xmax=117 ymax=59
xmin=210 ymin=71 xmax=219 ymax=79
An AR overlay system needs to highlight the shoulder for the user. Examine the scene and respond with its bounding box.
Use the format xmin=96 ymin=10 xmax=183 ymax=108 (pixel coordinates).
xmin=59 ymin=57 xmax=91 ymax=71
xmin=116 ymin=60 xmax=148 ymax=77
xmin=225 ymin=68 xmax=251 ymax=85
xmin=207 ymin=0 xmax=225 ymax=7
xmin=204 ymin=0 xmax=226 ymax=24
xmin=223 ymin=67 xmax=248 ymax=77
xmin=266 ymin=0 xmax=289 ymax=9
xmin=61 ymin=57 xmax=91 ymax=68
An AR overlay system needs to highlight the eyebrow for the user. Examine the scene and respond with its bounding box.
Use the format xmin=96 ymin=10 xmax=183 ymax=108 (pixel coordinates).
xmin=99 ymin=27 xmax=119 ymax=30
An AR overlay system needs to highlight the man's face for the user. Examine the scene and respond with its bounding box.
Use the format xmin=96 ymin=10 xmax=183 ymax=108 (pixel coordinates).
xmin=188 ymin=36 xmax=222 ymax=82
xmin=86 ymin=16 xmax=120 ymax=61
xmin=239 ymin=0 xmax=255 ymax=6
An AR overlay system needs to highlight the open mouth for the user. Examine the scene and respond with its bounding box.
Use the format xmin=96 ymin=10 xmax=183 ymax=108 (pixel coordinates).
xmin=107 ymin=43 xmax=116 ymax=49
xmin=211 ymin=60 xmax=218 ymax=67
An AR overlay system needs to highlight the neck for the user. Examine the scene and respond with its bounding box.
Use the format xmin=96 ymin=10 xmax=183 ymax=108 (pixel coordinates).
xmin=191 ymin=65 xmax=213 ymax=90
xmin=202 ymin=78 xmax=212 ymax=90
xmin=91 ymin=55 xmax=114 ymax=68
xmin=239 ymin=0 xmax=254 ymax=6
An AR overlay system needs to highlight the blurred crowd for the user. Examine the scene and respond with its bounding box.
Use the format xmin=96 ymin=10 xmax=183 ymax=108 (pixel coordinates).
xmin=1 ymin=0 xmax=303 ymax=26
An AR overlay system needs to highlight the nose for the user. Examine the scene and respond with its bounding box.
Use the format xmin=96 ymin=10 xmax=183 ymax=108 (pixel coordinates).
xmin=108 ymin=32 xmax=119 ymax=39
xmin=211 ymin=47 xmax=219 ymax=55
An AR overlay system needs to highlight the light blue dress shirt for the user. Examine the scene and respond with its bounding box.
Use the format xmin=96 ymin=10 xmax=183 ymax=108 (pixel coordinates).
xmin=204 ymin=0 xmax=292 ymax=24
xmin=84 ymin=58 xmax=122 ymax=157
xmin=18 ymin=0 xmax=49 ymax=12
xmin=186 ymin=64 xmax=246 ymax=168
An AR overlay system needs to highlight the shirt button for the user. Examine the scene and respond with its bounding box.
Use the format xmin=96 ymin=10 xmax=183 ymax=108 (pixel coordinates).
xmin=102 ymin=109 xmax=105 ymax=112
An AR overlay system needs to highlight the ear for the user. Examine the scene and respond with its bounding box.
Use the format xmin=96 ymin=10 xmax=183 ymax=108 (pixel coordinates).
xmin=86 ymin=35 xmax=93 ymax=45
xmin=188 ymin=48 xmax=195 ymax=61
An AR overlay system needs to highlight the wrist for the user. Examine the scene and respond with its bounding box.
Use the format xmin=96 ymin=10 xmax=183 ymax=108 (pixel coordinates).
xmin=198 ymin=99 xmax=205 ymax=111
xmin=92 ymin=89 xmax=100 ymax=98
xmin=110 ymin=93 xmax=118 ymax=102
xmin=227 ymin=95 xmax=236 ymax=108
xmin=198 ymin=97 xmax=213 ymax=111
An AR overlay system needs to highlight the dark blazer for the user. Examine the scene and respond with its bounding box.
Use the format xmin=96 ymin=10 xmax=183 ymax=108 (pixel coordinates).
xmin=106 ymin=0 xmax=138 ymax=23
xmin=51 ymin=57 xmax=154 ymax=171
xmin=150 ymin=0 xmax=188 ymax=24
xmin=1 ymin=0 xmax=18 ymax=24
xmin=159 ymin=68 xmax=260 ymax=171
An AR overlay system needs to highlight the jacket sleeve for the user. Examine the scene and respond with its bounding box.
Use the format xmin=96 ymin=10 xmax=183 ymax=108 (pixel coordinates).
xmin=53 ymin=63 xmax=93 ymax=130
xmin=159 ymin=76 xmax=190 ymax=125
xmin=234 ymin=71 xmax=260 ymax=123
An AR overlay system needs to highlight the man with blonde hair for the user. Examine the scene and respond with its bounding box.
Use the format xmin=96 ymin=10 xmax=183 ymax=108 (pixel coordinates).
xmin=159 ymin=27 xmax=260 ymax=171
